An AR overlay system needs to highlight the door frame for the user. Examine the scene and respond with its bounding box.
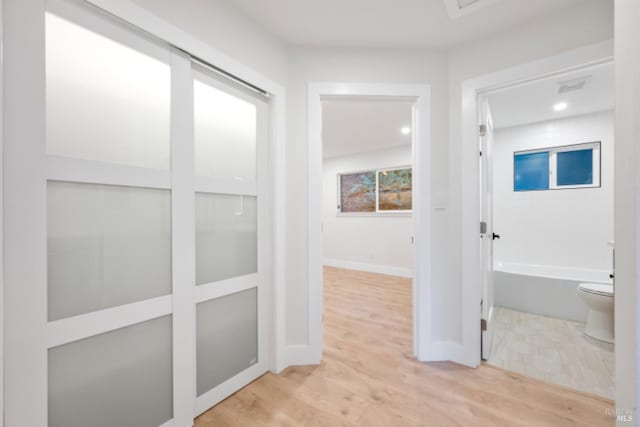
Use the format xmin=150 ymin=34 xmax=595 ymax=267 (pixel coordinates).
xmin=459 ymin=40 xmax=614 ymax=367
xmin=307 ymin=83 xmax=434 ymax=362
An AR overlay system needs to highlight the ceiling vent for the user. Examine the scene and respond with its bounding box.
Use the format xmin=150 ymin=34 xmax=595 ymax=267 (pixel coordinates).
xmin=557 ymin=76 xmax=592 ymax=95
xmin=444 ymin=0 xmax=499 ymax=19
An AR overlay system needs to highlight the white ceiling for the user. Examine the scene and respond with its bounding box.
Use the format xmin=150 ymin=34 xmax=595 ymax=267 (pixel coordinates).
xmin=322 ymin=99 xmax=413 ymax=159
xmin=487 ymin=62 xmax=614 ymax=129
xmin=223 ymin=0 xmax=587 ymax=48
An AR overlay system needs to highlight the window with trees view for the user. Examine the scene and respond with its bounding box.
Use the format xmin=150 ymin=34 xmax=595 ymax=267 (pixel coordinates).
xmin=338 ymin=167 xmax=412 ymax=213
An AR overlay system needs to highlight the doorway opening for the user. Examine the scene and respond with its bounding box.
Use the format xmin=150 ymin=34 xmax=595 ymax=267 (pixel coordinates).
xmin=479 ymin=61 xmax=615 ymax=399
xmin=307 ymin=83 xmax=433 ymax=364
xmin=321 ymin=96 xmax=415 ymax=361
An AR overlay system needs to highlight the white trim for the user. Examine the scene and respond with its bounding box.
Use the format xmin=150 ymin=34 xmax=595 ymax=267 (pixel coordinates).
xmin=426 ymin=340 xmax=466 ymax=361
xmin=3 ymin=0 xmax=48 ymax=425
xmin=84 ymin=0 xmax=287 ymax=376
xmin=0 ymin=0 xmax=5 ymax=423
xmin=460 ymin=40 xmax=614 ymax=368
xmin=254 ymin=88 xmax=272 ymax=380
xmin=308 ymin=82 xmax=433 ymax=364
xmin=169 ymin=48 xmax=196 ymax=427
xmin=336 ymin=212 xmax=412 ymax=218
xmin=284 ymin=344 xmax=317 ymax=367
xmin=323 ymin=259 xmax=413 ymax=279
xmin=195 ymin=363 xmax=266 ymax=416
xmin=270 ymin=82 xmax=287 ymax=374
xmin=47 ymin=155 xmax=172 ymax=189
xmin=159 ymin=419 xmax=174 ymax=427
xmin=46 ymin=295 xmax=173 ymax=348
xmin=194 ymin=176 xmax=257 ymax=196
xmin=195 ymin=274 xmax=259 ymax=304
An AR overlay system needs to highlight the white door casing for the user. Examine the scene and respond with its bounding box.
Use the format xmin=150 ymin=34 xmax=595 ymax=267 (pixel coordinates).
xmin=307 ymin=83 xmax=434 ymax=363
xmin=460 ymin=40 xmax=613 ymax=368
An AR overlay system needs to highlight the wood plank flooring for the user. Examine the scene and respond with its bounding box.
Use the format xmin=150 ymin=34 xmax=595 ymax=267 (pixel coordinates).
xmin=196 ymin=267 xmax=614 ymax=426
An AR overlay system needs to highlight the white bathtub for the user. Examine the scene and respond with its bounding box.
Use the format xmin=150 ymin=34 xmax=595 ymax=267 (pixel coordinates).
xmin=493 ymin=262 xmax=612 ymax=322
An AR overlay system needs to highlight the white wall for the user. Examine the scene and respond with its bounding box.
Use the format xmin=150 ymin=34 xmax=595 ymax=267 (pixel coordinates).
xmin=614 ymin=0 xmax=640 ymax=419
xmin=128 ymin=0 xmax=287 ymax=84
xmin=322 ymin=146 xmax=413 ymax=278
xmin=285 ymin=47 xmax=450 ymax=346
xmin=493 ymin=111 xmax=614 ymax=272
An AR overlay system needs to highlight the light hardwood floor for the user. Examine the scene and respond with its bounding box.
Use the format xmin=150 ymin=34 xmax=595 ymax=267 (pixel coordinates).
xmin=196 ymin=267 xmax=614 ymax=426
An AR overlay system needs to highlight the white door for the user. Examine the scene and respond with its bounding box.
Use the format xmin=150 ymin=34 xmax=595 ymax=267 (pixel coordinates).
xmin=191 ymin=64 xmax=270 ymax=415
xmin=3 ymin=1 xmax=270 ymax=426
xmin=479 ymin=99 xmax=496 ymax=361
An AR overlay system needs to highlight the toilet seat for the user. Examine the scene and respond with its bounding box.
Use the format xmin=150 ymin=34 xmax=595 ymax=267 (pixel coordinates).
xmin=578 ymin=282 xmax=614 ymax=297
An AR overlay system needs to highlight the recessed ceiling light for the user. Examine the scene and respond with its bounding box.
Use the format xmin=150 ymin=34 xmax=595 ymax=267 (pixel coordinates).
xmin=401 ymin=126 xmax=412 ymax=135
xmin=553 ymin=102 xmax=568 ymax=112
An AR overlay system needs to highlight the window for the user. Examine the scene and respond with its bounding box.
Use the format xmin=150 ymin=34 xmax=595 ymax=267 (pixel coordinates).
xmin=514 ymin=142 xmax=600 ymax=192
xmin=338 ymin=167 xmax=412 ymax=213
xmin=514 ymin=151 xmax=549 ymax=191
xmin=339 ymin=171 xmax=376 ymax=212
xmin=378 ymin=168 xmax=412 ymax=211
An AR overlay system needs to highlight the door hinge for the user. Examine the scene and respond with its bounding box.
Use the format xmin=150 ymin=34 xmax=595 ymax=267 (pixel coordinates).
xmin=481 ymin=318 xmax=487 ymax=331
xmin=480 ymin=221 xmax=487 ymax=234
xmin=479 ymin=124 xmax=487 ymax=137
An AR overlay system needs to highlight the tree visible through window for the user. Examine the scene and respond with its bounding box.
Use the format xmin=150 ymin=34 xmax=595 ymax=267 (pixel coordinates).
xmin=339 ymin=171 xmax=376 ymax=212
xmin=338 ymin=167 xmax=412 ymax=213
xmin=378 ymin=168 xmax=412 ymax=211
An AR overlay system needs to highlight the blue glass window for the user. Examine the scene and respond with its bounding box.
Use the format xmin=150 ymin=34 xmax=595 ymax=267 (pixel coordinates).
xmin=514 ymin=151 xmax=549 ymax=191
xmin=557 ymin=149 xmax=593 ymax=186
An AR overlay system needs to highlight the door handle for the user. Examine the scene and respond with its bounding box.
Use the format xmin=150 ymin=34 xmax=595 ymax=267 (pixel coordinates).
xmin=492 ymin=233 xmax=501 ymax=240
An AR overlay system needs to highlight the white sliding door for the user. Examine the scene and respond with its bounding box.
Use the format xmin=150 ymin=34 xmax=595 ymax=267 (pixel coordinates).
xmin=192 ymin=66 xmax=269 ymax=415
xmin=3 ymin=0 xmax=270 ymax=426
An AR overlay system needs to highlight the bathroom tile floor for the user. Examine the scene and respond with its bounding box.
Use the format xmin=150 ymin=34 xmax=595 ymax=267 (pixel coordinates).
xmin=487 ymin=306 xmax=614 ymax=400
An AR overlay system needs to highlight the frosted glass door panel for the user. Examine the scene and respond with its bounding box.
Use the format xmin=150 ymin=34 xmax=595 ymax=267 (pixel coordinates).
xmin=194 ymin=79 xmax=257 ymax=179
xmin=195 ymin=193 xmax=257 ymax=285
xmin=46 ymin=13 xmax=170 ymax=169
xmin=49 ymin=316 xmax=172 ymax=427
xmin=48 ymin=182 xmax=171 ymax=320
xmin=196 ymin=288 xmax=258 ymax=396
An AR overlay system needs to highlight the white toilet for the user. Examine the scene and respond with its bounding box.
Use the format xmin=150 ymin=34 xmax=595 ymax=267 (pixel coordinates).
xmin=577 ymin=282 xmax=614 ymax=343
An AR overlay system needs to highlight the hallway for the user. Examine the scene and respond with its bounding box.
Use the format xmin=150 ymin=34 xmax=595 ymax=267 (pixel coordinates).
xmin=196 ymin=267 xmax=613 ymax=426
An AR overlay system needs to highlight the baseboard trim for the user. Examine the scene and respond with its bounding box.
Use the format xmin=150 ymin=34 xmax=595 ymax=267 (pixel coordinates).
xmin=284 ymin=344 xmax=321 ymax=367
xmin=419 ymin=340 xmax=479 ymax=367
xmin=323 ymin=258 xmax=413 ymax=278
